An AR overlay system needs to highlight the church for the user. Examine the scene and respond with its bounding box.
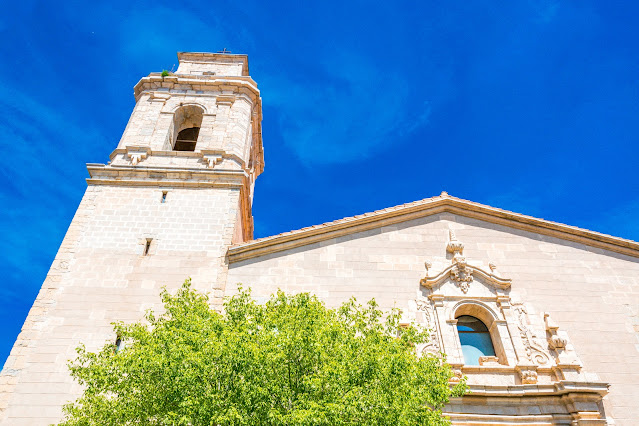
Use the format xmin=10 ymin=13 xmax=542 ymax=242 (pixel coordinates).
xmin=1 ymin=52 xmax=638 ymax=425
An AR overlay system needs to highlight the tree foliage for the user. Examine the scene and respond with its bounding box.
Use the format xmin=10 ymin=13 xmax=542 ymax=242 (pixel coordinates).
xmin=60 ymin=280 xmax=466 ymax=425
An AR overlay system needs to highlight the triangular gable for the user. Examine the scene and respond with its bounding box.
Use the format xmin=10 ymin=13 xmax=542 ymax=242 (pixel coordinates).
xmin=229 ymin=192 xmax=639 ymax=262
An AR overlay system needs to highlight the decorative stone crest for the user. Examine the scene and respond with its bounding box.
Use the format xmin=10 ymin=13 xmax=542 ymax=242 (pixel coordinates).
xmin=447 ymin=231 xmax=473 ymax=292
xmin=450 ymin=254 xmax=473 ymax=293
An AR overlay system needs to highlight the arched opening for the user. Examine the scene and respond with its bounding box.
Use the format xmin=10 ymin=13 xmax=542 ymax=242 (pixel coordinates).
xmin=175 ymin=127 xmax=200 ymax=151
xmin=456 ymin=315 xmax=496 ymax=365
xmin=172 ymin=105 xmax=204 ymax=151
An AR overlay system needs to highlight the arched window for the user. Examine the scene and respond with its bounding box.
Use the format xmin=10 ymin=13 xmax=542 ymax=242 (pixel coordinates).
xmin=172 ymin=105 xmax=204 ymax=151
xmin=456 ymin=315 xmax=496 ymax=365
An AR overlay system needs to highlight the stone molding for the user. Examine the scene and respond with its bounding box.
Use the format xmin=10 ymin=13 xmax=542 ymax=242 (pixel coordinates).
xmin=86 ymin=161 xmax=256 ymax=241
xmin=133 ymin=74 xmax=259 ymax=103
xmin=228 ymin=192 xmax=639 ymax=263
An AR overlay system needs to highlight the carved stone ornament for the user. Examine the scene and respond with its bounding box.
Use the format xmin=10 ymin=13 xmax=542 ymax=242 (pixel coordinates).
xmin=545 ymin=313 xmax=568 ymax=351
xmin=519 ymin=369 xmax=538 ymax=384
xmin=478 ymin=356 xmax=500 ymax=366
xmin=200 ymin=150 xmax=225 ymax=169
xmin=415 ymin=298 xmax=441 ymax=355
xmin=513 ymin=304 xmax=552 ymax=366
xmin=125 ymin=146 xmax=151 ymax=166
xmin=446 ymin=229 xmax=465 ymax=254
xmin=421 ymin=230 xmax=511 ymax=291
xmin=449 ymin=367 xmax=464 ymax=383
xmin=450 ymin=254 xmax=473 ymax=293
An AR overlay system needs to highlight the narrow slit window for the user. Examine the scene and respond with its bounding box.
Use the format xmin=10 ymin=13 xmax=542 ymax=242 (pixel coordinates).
xmin=161 ymin=191 xmax=168 ymax=203
xmin=115 ymin=336 xmax=122 ymax=353
xmin=144 ymin=239 xmax=152 ymax=256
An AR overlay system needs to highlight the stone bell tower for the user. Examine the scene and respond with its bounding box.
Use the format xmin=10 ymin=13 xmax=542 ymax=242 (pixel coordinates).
xmin=0 ymin=52 xmax=264 ymax=425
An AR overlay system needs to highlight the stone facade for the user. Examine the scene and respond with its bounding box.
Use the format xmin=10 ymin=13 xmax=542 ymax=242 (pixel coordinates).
xmin=2 ymin=52 xmax=639 ymax=425
xmin=0 ymin=53 xmax=263 ymax=425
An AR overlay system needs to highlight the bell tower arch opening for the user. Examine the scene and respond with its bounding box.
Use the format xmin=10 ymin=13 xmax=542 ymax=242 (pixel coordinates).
xmin=172 ymin=105 xmax=204 ymax=151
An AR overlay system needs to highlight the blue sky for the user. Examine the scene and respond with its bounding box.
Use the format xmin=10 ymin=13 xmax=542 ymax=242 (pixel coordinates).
xmin=1 ymin=1 xmax=638 ymax=366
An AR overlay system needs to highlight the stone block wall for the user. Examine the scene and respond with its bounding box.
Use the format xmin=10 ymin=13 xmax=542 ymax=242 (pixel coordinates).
xmin=226 ymin=213 xmax=639 ymax=425
xmin=0 ymin=183 xmax=241 ymax=425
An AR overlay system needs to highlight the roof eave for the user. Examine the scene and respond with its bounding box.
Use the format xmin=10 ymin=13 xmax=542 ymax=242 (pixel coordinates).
xmin=228 ymin=195 xmax=639 ymax=263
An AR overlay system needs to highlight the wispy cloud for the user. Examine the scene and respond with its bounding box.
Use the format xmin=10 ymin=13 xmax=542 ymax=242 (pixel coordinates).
xmin=0 ymin=83 xmax=106 ymax=302
xmin=263 ymin=51 xmax=432 ymax=165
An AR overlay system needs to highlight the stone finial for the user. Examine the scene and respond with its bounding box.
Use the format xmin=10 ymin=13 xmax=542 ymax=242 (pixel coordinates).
xmin=544 ymin=313 xmax=568 ymax=351
xmin=446 ymin=229 xmax=464 ymax=254
xmin=424 ymin=261 xmax=432 ymax=273
xmin=544 ymin=312 xmax=559 ymax=333
xmin=440 ymin=191 xmax=449 ymax=197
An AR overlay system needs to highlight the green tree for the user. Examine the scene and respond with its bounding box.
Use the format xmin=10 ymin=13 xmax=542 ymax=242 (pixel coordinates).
xmin=60 ymin=280 xmax=466 ymax=425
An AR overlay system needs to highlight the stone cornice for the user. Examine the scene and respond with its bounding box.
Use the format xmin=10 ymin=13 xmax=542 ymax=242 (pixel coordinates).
xmin=133 ymin=74 xmax=260 ymax=102
xmin=86 ymin=164 xmax=248 ymax=188
xmin=86 ymin=163 xmax=256 ymax=241
xmin=228 ymin=193 xmax=639 ymax=263
xmin=177 ymin=52 xmax=249 ymax=75
xmin=463 ymin=380 xmax=609 ymax=397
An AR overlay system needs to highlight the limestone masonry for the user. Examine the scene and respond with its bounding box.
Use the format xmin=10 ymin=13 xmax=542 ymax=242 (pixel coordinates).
xmin=2 ymin=52 xmax=639 ymax=425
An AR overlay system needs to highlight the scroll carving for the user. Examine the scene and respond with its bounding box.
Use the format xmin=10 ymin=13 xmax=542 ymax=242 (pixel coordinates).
xmin=421 ymin=230 xmax=511 ymax=291
xmin=415 ymin=298 xmax=441 ymax=355
xmin=513 ymin=304 xmax=551 ymax=366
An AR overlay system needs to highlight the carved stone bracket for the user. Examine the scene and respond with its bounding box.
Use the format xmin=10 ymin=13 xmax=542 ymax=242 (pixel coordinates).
xmin=449 ymin=364 xmax=464 ymax=383
xmin=125 ymin=146 xmax=151 ymax=166
xmin=201 ymin=150 xmax=225 ymax=168
xmin=149 ymin=92 xmax=171 ymax=103
xmin=516 ymin=365 xmax=539 ymax=384
xmin=216 ymin=94 xmax=236 ymax=106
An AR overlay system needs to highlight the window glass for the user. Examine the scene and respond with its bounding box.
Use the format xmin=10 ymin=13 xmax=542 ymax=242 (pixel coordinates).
xmin=456 ymin=315 xmax=496 ymax=365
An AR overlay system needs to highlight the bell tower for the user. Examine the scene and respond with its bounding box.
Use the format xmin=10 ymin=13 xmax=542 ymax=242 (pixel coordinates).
xmin=0 ymin=52 xmax=264 ymax=425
